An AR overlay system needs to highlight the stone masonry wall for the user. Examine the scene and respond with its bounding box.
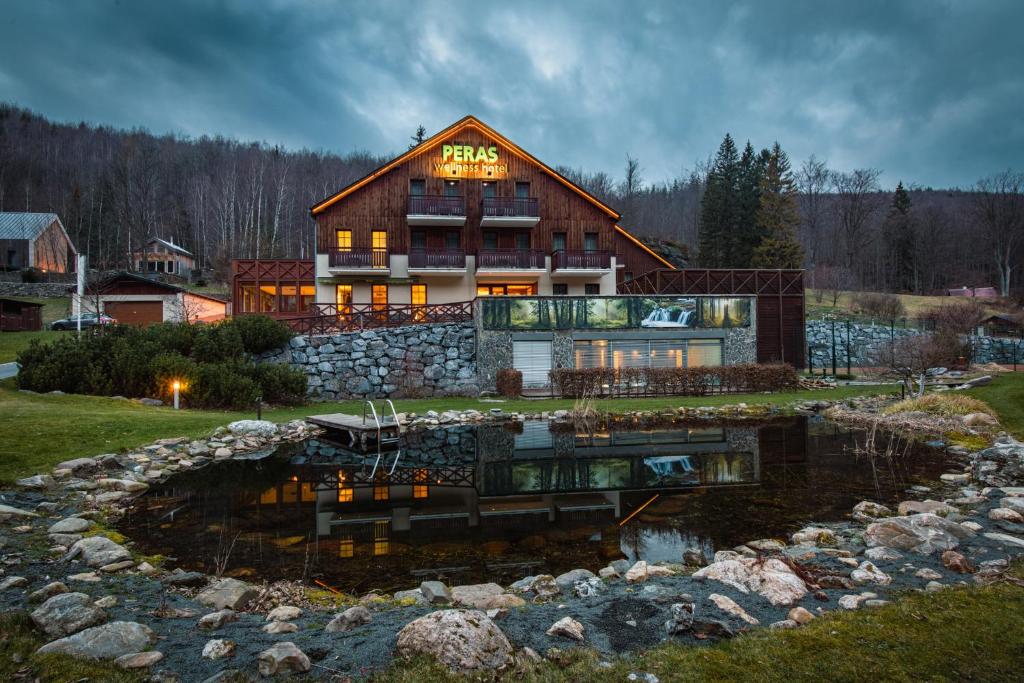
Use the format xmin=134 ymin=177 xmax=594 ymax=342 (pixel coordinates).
xmin=0 ymin=281 xmax=72 ymax=297
xmin=262 ymin=322 xmax=477 ymax=401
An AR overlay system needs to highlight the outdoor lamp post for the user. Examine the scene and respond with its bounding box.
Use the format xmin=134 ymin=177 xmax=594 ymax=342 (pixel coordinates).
xmin=172 ymin=380 xmax=181 ymax=410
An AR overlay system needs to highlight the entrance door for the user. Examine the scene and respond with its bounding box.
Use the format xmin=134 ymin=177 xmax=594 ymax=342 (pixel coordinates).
xmin=513 ymin=340 xmax=552 ymax=388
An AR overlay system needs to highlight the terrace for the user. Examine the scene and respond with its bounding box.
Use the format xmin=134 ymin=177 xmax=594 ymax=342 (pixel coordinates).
xmin=406 ymin=195 xmax=467 ymax=227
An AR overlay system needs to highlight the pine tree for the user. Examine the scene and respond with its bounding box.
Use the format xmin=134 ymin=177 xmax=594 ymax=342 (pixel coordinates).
xmin=408 ymin=125 xmax=427 ymax=149
xmin=698 ymin=134 xmax=739 ymax=267
xmin=885 ymin=182 xmax=915 ymax=291
xmin=751 ymin=142 xmax=805 ymax=269
xmin=732 ymin=142 xmax=767 ymax=267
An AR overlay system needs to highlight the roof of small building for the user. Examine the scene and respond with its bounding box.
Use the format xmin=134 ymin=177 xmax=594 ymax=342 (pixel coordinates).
xmin=85 ymin=272 xmax=226 ymax=303
xmin=0 ymin=212 xmax=62 ymax=240
xmin=143 ymin=237 xmax=194 ymax=257
xmin=0 ymin=296 xmax=46 ymax=307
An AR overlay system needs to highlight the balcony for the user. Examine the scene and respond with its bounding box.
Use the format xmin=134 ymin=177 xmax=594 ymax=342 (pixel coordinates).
xmin=408 ymin=249 xmax=467 ymax=273
xmin=476 ymin=249 xmax=546 ymax=275
xmin=407 ymin=195 xmax=467 ymax=227
xmin=551 ymin=249 xmax=612 ymax=274
xmin=480 ymin=197 xmax=540 ymax=228
xmin=327 ymin=247 xmax=390 ymax=275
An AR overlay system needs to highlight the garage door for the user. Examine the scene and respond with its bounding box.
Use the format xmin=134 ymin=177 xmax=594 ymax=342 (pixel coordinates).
xmin=513 ymin=340 xmax=552 ymax=388
xmin=104 ymin=301 xmax=164 ymax=327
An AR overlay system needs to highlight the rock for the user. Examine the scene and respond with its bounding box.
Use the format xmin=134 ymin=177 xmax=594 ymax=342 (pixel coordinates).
xmin=48 ymin=517 xmax=92 ymax=534
xmin=94 ymin=596 xmax=118 ymax=609
xmin=546 ymin=616 xmax=585 ymax=641
xmin=262 ymin=621 xmax=299 ymax=634
xmin=97 ymin=478 xmax=149 ymax=493
xmin=682 ymin=548 xmax=707 ymax=566
xmin=67 ymin=572 xmax=100 ymax=583
xmin=55 ymin=457 xmax=99 ymax=474
xmin=941 ymin=550 xmax=976 ymax=574
xmin=940 ymin=473 xmax=971 ymax=484
xmin=0 ymin=576 xmax=28 ymax=590
xmin=115 ymin=650 xmax=164 ymax=668
xmin=664 ymin=602 xmax=695 ymax=634
xmin=196 ymin=578 xmax=258 ymax=610
xmin=28 ymin=581 xmax=69 ymax=602
xmin=788 ymin=606 xmax=814 ymax=624
xmin=228 ymin=420 xmax=278 ymax=438
xmin=863 ymin=514 xmax=973 ymax=554
xmin=850 ymin=561 xmax=892 ymax=585
xmin=693 ymin=558 xmax=807 ymax=606
xmin=394 ymin=588 xmax=428 ymax=605
xmin=746 ymin=538 xmax=786 ymax=552
xmin=66 ymin=536 xmax=132 ymax=568
xmin=897 ymin=500 xmax=956 ymax=516
xmin=864 ymin=599 xmax=891 ymax=608
xmin=852 ymin=501 xmax=892 ymax=523
xmin=989 ymin=508 xmax=1024 ymax=523
xmin=100 ymin=560 xmax=135 ymax=573
xmin=554 ymin=568 xmax=595 ymax=591
xmin=791 ymin=527 xmax=836 ymax=546
xmin=266 ymin=605 xmax=302 ymax=622
xmin=450 ymin=583 xmax=506 ymax=609
xmin=161 ymin=569 xmax=208 ymax=587
xmin=915 ymin=568 xmax=943 ymax=580
xmin=0 ymin=504 xmax=40 ymax=521
xmin=574 ymin=577 xmax=605 ymax=598
xmin=961 ymin=412 xmax=998 ymax=426
xmin=925 ymin=581 xmax=945 ymax=593
xmin=395 ymin=610 xmax=513 ymax=671
xmin=419 ymin=580 xmax=452 ymax=605
xmin=17 ymin=474 xmax=53 ymax=489
xmin=864 ymin=547 xmax=903 ymax=562
xmin=961 ymin=521 xmax=984 ymax=532
xmin=202 ymin=638 xmax=236 ymax=660
xmin=838 ymin=595 xmax=865 ymax=610
xmin=325 ymin=605 xmax=372 ymax=632
xmin=708 ymin=594 xmax=759 ymax=625
xmin=984 ymin=532 xmax=1024 ymax=548
xmin=37 ymin=621 xmax=155 ymax=659
xmin=599 ymin=566 xmax=619 ymax=579
xmin=625 ymin=561 xmax=651 ymax=583
xmin=31 ymin=592 xmax=107 ymax=637
xmin=517 ymin=574 xmax=559 ymax=601
xmin=198 ymin=610 xmax=238 ymax=630
xmin=258 ymin=642 xmax=311 ymax=676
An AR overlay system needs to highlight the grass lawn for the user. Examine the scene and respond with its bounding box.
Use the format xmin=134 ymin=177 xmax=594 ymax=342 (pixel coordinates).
xmin=805 ymin=288 xmax=1007 ymax=320
xmin=0 ymin=296 xmax=69 ymax=363
xmin=0 ymin=378 xmax=899 ymax=483
xmin=967 ymin=370 xmax=1024 ymax=436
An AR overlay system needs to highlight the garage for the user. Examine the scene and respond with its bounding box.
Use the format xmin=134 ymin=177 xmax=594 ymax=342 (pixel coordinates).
xmin=104 ymin=301 xmax=164 ymax=326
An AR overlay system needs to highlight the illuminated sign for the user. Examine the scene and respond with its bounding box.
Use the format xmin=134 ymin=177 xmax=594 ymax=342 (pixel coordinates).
xmin=434 ymin=143 xmax=508 ymax=178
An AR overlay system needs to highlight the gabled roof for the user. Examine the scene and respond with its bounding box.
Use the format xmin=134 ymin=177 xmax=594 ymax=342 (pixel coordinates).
xmin=614 ymin=226 xmax=677 ymax=269
xmin=0 ymin=212 xmax=64 ymax=241
xmin=88 ymin=272 xmax=226 ymax=303
xmin=311 ymin=115 xmax=621 ymax=219
xmin=142 ymin=237 xmax=193 ymax=257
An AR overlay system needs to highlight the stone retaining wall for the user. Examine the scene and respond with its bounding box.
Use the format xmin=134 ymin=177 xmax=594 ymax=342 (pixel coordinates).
xmin=0 ymin=281 xmax=71 ymax=297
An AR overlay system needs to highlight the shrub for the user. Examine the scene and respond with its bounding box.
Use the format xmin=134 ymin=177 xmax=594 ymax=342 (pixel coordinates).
xmin=854 ymin=292 xmax=906 ymax=321
xmin=924 ymin=300 xmax=985 ymax=335
xmin=150 ymin=352 xmax=199 ymax=401
xmin=190 ymin=361 xmax=261 ymax=409
xmin=228 ymin=314 xmax=294 ymax=354
xmin=251 ymin=363 xmax=307 ymax=404
xmin=496 ymin=369 xmax=523 ymax=398
xmin=549 ymin=363 xmax=799 ymax=398
xmin=883 ymin=394 xmax=995 ymax=418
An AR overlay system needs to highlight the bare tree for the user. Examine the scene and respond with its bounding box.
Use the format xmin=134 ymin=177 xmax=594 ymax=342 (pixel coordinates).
xmin=974 ymin=170 xmax=1024 ymax=296
xmin=872 ymin=333 xmax=963 ymax=397
xmin=830 ymin=168 xmax=884 ymax=280
xmin=797 ymin=155 xmax=829 ymax=279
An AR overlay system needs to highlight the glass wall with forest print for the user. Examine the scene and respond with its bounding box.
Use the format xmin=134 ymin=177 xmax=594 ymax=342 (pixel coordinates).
xmin=480 ymin=296 xmax=751 ymax=330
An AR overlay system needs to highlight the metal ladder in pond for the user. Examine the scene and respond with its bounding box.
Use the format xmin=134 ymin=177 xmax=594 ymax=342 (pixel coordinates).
xmin=363 ymin=400 xmax=403 ymax=479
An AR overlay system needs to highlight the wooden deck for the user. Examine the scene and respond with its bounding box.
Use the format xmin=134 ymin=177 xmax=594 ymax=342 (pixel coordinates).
xmin=306 ymin=412 xmax=404 ymax=450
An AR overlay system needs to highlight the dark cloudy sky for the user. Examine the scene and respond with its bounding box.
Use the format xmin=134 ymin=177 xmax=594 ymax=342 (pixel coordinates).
xmin=1 ymin=0 xmax=1021 ymax=189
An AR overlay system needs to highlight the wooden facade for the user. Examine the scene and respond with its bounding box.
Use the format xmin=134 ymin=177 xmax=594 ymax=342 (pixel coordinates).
xmin=613 ymin=226 xmax=674 ymax=286
xmin=0 ymin=297 xmax=44 ymax=332
xmin=232 ymin=259 xmax=316 ymax=317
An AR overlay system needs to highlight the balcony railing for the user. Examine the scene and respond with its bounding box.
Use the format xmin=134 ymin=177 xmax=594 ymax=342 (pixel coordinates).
xmin=408 ymin=249 xmax=466 ymax=269
xmin=481 ymin=196 xmax=539 ymax=217
xmin=282 ymin=301 xmax=473 ymax=334
xmin=408 ymin=195 xmax=466 ymax=217
xmin=551 ymin=249 xmax=611 ymax=271
xmin=328 ymin=247 xmax=389 ymax=269
xmin=476 ymin=249 xmax=546 ymax=270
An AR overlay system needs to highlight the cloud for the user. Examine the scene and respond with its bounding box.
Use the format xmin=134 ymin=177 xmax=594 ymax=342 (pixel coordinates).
xmin=0 ymin=0 xmax=1021 ymax=188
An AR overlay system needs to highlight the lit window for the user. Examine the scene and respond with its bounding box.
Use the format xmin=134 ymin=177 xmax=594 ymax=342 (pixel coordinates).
xmin=338 ymin=536 xmax=354 ymax=558
xmin=337 ymin=470 xmax=353 ymax=502
xmin=336 ymin=285 xmax=353 ymax=315
xmin=281 ymin=481 xmax=298 ymax=503
xmin=372 ymin=231 xmax=388 ymax=268
xmin=373 ymin=520 xmax=390 ymax=556
xmin=373 ymin=475 xmax=389 ymax=501
xmin=259 ymin=487 xmax=278 ymax=504
xmin=336 ymin=230 xmax=352 ymax=250
xmin=413 ymin=469 xmax=429 ymax=499
xmin=300 ymin=482 xmax=316 ymax=503
xmin=372 ymin=284 xmax=388 ymax=309
xmin=411 ymin=284 xmax=427 ymax=321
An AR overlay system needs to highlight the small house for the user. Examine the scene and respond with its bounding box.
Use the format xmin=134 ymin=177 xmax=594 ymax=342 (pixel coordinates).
xmin=0 ymin=297 xmax=44 ymax=331
xmin=83 ymin=272 xmax=227 ymax=326
xmin=977 ymin=314 xmax=1023 ymax=338
xmin=0 ymin=212 xmax=77 ymax=273
xmin=947 ymin=286 xmax=998 ymax=299
xmin=131 ymin=237 xmax=196 ymax=280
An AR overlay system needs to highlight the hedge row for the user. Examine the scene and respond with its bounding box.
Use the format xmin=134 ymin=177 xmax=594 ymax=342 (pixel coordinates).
xmin=549 ymin=363 xmax=800 ymax=398
xmin=17 ymin=315 xmax=305 ymax=409
xmin=496 ymin=369 xmax=523 ymax=398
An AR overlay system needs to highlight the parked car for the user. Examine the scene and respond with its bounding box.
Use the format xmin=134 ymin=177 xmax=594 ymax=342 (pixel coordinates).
xmin=51 ymin=313 xmax=117 ymax=330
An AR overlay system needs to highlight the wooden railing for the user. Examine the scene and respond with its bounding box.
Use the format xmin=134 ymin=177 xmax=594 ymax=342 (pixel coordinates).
xmin=408 ymin=195 xmax=466 ymax=216
xmin=481 ymin=196 xmax=539 ymax=217
xmin=282 ymin=301 xmax=473 ymax=334
xmin=618 ymin=268 xmax=805 ymax=295
xmin=476 ymin=249 xmax=546 ymax=270
xmin=327 ymin=247 xmax=389 ymax=269
xmin=408 ymin=249 xmax=466 ymax=269
xmin=551 ymin=249 xmax=611 ymax=270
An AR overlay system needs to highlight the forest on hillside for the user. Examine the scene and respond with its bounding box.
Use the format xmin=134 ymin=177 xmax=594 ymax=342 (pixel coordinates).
xmin=1 ymin=103 xmax=1021 ymax=296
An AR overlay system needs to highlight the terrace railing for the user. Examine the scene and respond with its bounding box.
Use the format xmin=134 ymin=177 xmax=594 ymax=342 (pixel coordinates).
xmin=551 ymin=249 xmax=611 ymax=271
xmin=481 ymin=196 xmax=539 ymax=217
xmin=282 ymin=300 xmax=473 ymax=335
xmin=476 ymin=248 xmax=546 ymax=270
xmin=408 ymin=249 xmax=466 ymax=269
xmin=328 ymin=247 xmax=389 ymax=269
xmin=408 ymin=195 xmax=466 ymax=217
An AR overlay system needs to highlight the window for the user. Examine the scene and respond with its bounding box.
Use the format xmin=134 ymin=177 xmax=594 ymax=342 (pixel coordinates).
xmin=371 ymin=231 xmax=387 ymax=268
xmin=259 ymin=487 xmax=278 ymax=505
xmin=167 ymin=261 xmax=175 ymax=274
xmin=337 ymin=470 xmax=353 ymax=502
xmin=413 ymin=469 xmax=429 ymax=499
xmin=147 ymin=261 xmax=157 ymax=272
xmin=411 ymin=231 xmax=426 ymax=250
xmin=411 ymin=284 xmax=427 ymax=321
xmin=299 ymin=285 xmax=315 ymax=312
xmin=373 ymin=475 xmax=389 ymax=501
xmin=240 ymin=284 xmax=258 ymax=312
xmin=585 ymin=283 xmax=600 ymax=295
xmin=552 ymin=232 xmax=567 ymax=252
xmin=136 ymin=260 xmax=143 ymax=271
xmin=476 ymin=284 xmax=537 ymax=296
xmin=372 ymin=285 xmax=388 ymax=321
xmin=336 ymin=229 xmax=352 ymax=251
xmin=482 ymin=181 xmax=496 ymax=199
xmin=688 ymin=339 xmax=723 ymax=367
xmin=483 ymin=231 xmax=498 ymax=250
xmin=300 ymin=482 xmax=316 ymax=503
xmin=336 ymin=285 xmax=353 ymax=314
xmin=259 ymin=285 xmax=277 ymax=313
xmin=373 ymin=520 xmax=390 ymax=556
xmin=624 ymin=271 xmax=634 ymax=282
xmin=515 ymin=181 xmax=530 ymax=198
xmin=515 ymin=232 xmax=530 ymax=250
xmin=573 ymin=339 xmax=722 ymax=370
xmin=650 ymin=340 xmax=685 ymax=368
xmin=280 ymin=284 xmax=298 ymax=312
xmin=445 ymin=231 xmax=460 ymax=250
xmin=584 ymin=232 xmax=598 ymax=251
xmin=444 ymin=180 xmax=460 ymax=197
xmin=552 ymin=283 xmax=568 ymax=295
xmin=338 ymin=535 xmax=354 ymax=558
xmin=410 ymin=178 xmax=426 ymax=196
xmin=574 ymin=339 xmax=609 ymax=368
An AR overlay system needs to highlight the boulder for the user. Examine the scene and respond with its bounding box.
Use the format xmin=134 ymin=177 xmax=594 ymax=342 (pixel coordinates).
xmin=788 ymin=606 xmax=814 ymax=624
xmin=693 ymin=557 xmax=807 ymax=606
xmin=708 ymin=593 xmax=759 ymax=625
xmin=625 ymin=561 xmax=651 ymax=583
xmin=115 ymin=651 xmax=164 ymax=669
xmin=228 ymin=420 xmax=278 ymax=439
xmin=961 ymin=412 xmax=998 ymax=426
xmin=262 ymin=621 xmax=298 ymax=634
xmin=863 ymin=514 xmax=973 ymax=554
xmin=864 ymin=547 xmax=903 ymax=562
xmin=554 ymin=569 xmax=596 ymax=592
xmin=546 ymin=616 xmax=585 ymax=641
xmin=0 ymin=576 xmax=28 ymax=590
xmin=664 ymin=602 xmax=695 ymax=634
xmin=850 ymin=561 xmax=892 ymax=585
xmin=790 ymin=527 xmax=836 ymax=546
xmin=989 ymin=508 xmax=1024 ymax=523
xmin=17 ymin=474 xmax=53 ymax=489
xmin=941 ymin=550 xmax=976 ymax=574
xmin=196 ymin=578 xmax=258 ymax=610
xmin=161 ymin=569 xmax=208 ymax=587
xmin=0 ymin=504 xmax=39 ymax=521
xmin=66 ymin=536 xmax=132 ymax=568
xmin=55 ymin=457 xmax=99 ymax=474
xmin=48 ymin=517 xmax=92 ymax=534
xmin=574 ymin=577 xmax=606 ymax=598
xmin=984 ymin=532 xmax=1024 ymax=548
xmin=897 ymin=500 xmax=956 ymax=516
xmin=419 ymin=580 xmax=452 ymax=605
xmin=28 ymin=581 xmax=69 ymax=603
xmin=36 ymin=621 xmax=155 ymax=659
xmin=31 ymin=592 xmax=107 ymax=637
xmin=97 ymin=478 xmax=149 ymax=493
xmin=852 ymin=501 xmax=892 ymax=523
xmin=745 ymin=539 xmax=786 ymax=552
xmin=258 ymin=642 xmax=311 ymax=676
xmin=266 ymin=605 xmax=302 ymax=622
xmin=450 ymin=583 xmax=506 ymax=609
xmin=325 ymin=605 xmax=372 ymax=633
xmin=202 ymin=638 xmax=236 ymax=660
xmin=197 ymin=610 xmax=238 ymax=630
xmin=395 ymin=610 xmax=513 ymax=671
xmin=394 ymin=589 xmax=428 ymax=605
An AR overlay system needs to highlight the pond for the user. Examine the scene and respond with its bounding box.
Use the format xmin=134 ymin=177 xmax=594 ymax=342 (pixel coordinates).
xmin=118 ymin=417 xmax=952 ymax=594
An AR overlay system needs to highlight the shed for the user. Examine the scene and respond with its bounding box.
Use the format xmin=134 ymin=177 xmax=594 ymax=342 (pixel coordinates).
xmin=83 ymin=272 xmax=227 ymax=326
xmin=947 ymin=286 xmax=998 ymax=299
xmin=0 ymin=297 xmax=44 ymax=331
xmin=0 ymin=212 xmax=77 ymax=273
xmin=977 ymin=314 xmax=1023 ymax=338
